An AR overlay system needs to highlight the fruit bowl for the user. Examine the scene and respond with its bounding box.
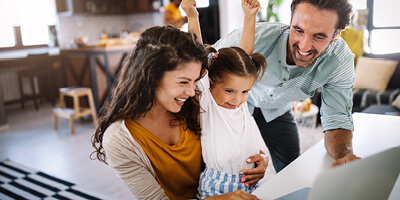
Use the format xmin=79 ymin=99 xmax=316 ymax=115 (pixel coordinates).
xmin=72 ymin=36 xmax=89 ymax=48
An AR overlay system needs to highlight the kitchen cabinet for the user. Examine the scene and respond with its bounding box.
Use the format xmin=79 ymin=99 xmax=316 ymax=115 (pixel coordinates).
xmin=56 ymin=0 xmax=156 ymax=15
xmin=56 ymin=0 xmax=85 ymax=14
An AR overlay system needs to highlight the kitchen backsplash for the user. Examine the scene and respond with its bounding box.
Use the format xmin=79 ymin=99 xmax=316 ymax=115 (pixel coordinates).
xmin=58 ymin=12 xmax=163 ymax=47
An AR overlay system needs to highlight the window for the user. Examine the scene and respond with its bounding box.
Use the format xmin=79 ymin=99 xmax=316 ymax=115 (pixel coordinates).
xmin=367 ymin=0 xmax=400 ymax=54
xmin=195 ymin=0 xmax=209 ymax=8
xmin=0 ymin=27 xmax=15 ymax=48
xmin=373 ymin=0 xmax=400 ymax=27
xmin=0 ymin=0 xmax=57 ymax=49
xmin=349 ymin=0 xmax=367 ymax=10
xmin=0 ymin=1 xmax=16 ymax=48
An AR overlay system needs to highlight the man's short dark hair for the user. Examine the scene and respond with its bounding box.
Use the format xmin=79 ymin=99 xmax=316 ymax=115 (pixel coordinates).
xmin=290 ymin=0 xmax=353 ymax=30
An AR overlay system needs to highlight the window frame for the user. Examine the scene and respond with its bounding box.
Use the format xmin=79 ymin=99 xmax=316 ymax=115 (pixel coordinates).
xmin=0 ymin=26 xmax=50 ymax=52
xmin=366 ymin=0 xmax=400 ymax=53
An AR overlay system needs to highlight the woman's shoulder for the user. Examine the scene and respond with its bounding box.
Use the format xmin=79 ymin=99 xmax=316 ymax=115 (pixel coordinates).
xmin=104 ymin=120 xmax=125 ymax=140
xmin=103 ymin=119 xmax=138 ymax=148
xmin=103 ymin=119 xmax=150 ymax=163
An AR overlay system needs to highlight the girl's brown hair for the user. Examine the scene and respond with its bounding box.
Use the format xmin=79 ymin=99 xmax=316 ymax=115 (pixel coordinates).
xmin=205 ymin=45 xmax=266 ymax=84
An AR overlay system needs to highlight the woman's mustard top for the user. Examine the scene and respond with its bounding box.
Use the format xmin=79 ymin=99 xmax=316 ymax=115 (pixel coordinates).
xmin=125 ymin=119 xmax=201 ymax=200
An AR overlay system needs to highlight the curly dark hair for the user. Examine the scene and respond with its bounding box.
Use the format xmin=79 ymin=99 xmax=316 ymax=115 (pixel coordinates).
xmin=290 ymin=0 xmax=353 ymax=30
xmin=205 ymin=45 xmax=267 ymax=84
xmin=91 ymin=26 xmax=208 ymax=163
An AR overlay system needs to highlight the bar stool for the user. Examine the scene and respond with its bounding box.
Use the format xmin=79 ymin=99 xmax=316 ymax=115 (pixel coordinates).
xmin=18 ymin=53 xmax=54 ymax=110
xmin=18 ymin=67 xmax=40 ymax=110
xmin=53 ymin=87 xmax=98 ymax=134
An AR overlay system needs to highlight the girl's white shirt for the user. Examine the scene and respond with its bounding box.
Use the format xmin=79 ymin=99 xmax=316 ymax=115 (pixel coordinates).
xmin=197 ymin=72 xmax=276 ymax=178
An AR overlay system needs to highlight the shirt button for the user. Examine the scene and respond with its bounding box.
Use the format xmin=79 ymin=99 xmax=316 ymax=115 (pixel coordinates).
xmin=285 ymin=67 xmax=288 ymax=70
xmin=283 ymin=78 xmax=287 ymax=81
xmin=279 ymin=60 xmax=281 ymax=64
xmin=270 ymin=94 xmax=273 ymax=97
xmin=348 ymin=106 xmax=351 ymax=110
xmin=279 ymin=84 xmax=283 ymax=87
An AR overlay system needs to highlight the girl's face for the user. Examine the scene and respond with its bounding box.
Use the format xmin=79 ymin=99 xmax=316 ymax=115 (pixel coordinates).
xmin=155 ymin=61 xmax=202 ymax=113
xmin=210 ymin=73 xmax=256 ymax=109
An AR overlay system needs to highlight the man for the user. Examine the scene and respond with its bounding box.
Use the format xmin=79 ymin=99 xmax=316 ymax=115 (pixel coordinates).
xmin=214 ymin=0 xmax=360 ymax=172
xmin=163 ymin=0 xmax=188 ymax=28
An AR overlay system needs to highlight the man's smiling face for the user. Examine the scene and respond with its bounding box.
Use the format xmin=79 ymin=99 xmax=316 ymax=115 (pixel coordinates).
xmin=287 ymin=2 xmax=340 ymax=68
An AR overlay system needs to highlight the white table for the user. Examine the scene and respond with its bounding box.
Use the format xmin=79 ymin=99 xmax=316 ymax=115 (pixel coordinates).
xmin=253 ymin=113 xmax=400 ymax=199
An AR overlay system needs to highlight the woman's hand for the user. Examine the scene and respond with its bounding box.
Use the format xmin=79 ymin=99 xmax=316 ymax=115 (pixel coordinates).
xmin=181 ymin=0 xmax=198 ymax=19
xmin=204 ymin=190 xmax=260 ymax=200
xmin=239 ymin=150 xmax=268 ymax=189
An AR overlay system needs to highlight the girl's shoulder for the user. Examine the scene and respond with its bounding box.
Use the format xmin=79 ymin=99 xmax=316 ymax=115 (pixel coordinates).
xmin=197 ymin=70 xmax=210 ymax=92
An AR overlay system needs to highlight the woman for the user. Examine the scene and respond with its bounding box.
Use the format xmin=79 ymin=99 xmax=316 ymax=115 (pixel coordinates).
xmin=91 ymin=26 xmax=265 ymax=199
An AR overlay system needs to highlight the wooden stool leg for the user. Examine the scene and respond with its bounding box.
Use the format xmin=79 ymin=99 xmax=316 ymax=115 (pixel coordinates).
xmin=87 ymin=90 xmax=98 ymax=128
xmin=18 ymin=74 xmax=25 ymax=109
xmin=54 ymin=113 xmax=58 ymax=130
xmin=30 ymin=75 xmax=39 ymax=110
xmin=69 ymin=115 xmax=74 ymax=135
xmin=59 ymin=92 xmax=65 ymax=108
xmin=73 ymin=94 xmax=80 ymax=124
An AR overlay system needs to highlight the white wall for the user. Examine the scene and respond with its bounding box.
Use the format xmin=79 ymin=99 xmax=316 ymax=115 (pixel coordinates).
xmin=278 ymin=0 xmax=292 ymax=25
xmin=218 ymin=0 xmax=291 ymax=39
xmin=218 ymin=0 xmax=244 ymax=38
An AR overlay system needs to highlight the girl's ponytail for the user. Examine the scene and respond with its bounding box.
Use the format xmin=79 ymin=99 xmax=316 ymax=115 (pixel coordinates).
xmin=250 ymin=52 xmax=267 ymax=81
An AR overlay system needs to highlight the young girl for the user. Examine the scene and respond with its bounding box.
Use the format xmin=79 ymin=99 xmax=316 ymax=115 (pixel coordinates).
xmin=182 ymin=0 xmax=276 ymax=198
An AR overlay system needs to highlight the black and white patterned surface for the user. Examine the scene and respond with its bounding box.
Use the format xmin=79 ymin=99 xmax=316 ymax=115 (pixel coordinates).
xmin=0 ymin=160 xmax=106 ymax=200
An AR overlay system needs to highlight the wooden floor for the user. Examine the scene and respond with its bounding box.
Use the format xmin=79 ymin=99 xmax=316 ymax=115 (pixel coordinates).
xmin=0 ymin=103 xmax=133 ymax=200
xmin=0 ymin=102 xmax=324 ymax=199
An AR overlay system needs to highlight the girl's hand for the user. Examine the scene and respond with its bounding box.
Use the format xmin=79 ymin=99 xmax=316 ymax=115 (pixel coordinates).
xmin=181 ymin=0 xmax=198 ymax=19
xmin=239 ymin=150 xmax=268 ymax=189
xmin=242 ymin=0 xmax=261 ymax=17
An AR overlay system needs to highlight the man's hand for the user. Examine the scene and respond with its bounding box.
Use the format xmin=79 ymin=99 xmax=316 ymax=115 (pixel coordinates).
xmin=239 ymin=151 xmax=268 ymax=189
xmin=324 ymin=129 xmax=361 ymax=167
xmin=331 ymin=153 xmax=361 ymax=167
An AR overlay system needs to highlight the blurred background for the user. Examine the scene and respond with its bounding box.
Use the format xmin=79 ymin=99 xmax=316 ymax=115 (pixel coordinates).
xmin=0 ymin=0 xmax=399 ymax=199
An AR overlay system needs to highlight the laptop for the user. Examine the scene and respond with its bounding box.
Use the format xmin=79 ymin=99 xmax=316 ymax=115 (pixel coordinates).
xmin=275 ymin=146 xmax=400 ymax=200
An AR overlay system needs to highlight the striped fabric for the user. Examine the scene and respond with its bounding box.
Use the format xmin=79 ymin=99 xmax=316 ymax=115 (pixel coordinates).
xmin=0 ymin=160 xmax=106 ymax=200
xmin=197 ymin=166 xmax=258 ymax=199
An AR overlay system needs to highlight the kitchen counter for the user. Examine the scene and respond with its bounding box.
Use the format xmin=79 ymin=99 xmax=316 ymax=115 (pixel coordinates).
xmin=60 ymin=44 xmax=135 ymax=112
xmin=0 ymin=47 xmax=60 ymax=59
xmin=60 ymin=44 xmax=134 ymax=53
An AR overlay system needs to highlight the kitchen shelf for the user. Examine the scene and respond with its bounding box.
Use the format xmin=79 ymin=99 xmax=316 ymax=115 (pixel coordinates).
xmin=56 ymin=0 xmax=156 ymax=15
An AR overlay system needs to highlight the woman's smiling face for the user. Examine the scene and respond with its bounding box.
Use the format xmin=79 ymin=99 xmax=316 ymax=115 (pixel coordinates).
xmin=154 ymin=61 xmax=202 ymax=113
